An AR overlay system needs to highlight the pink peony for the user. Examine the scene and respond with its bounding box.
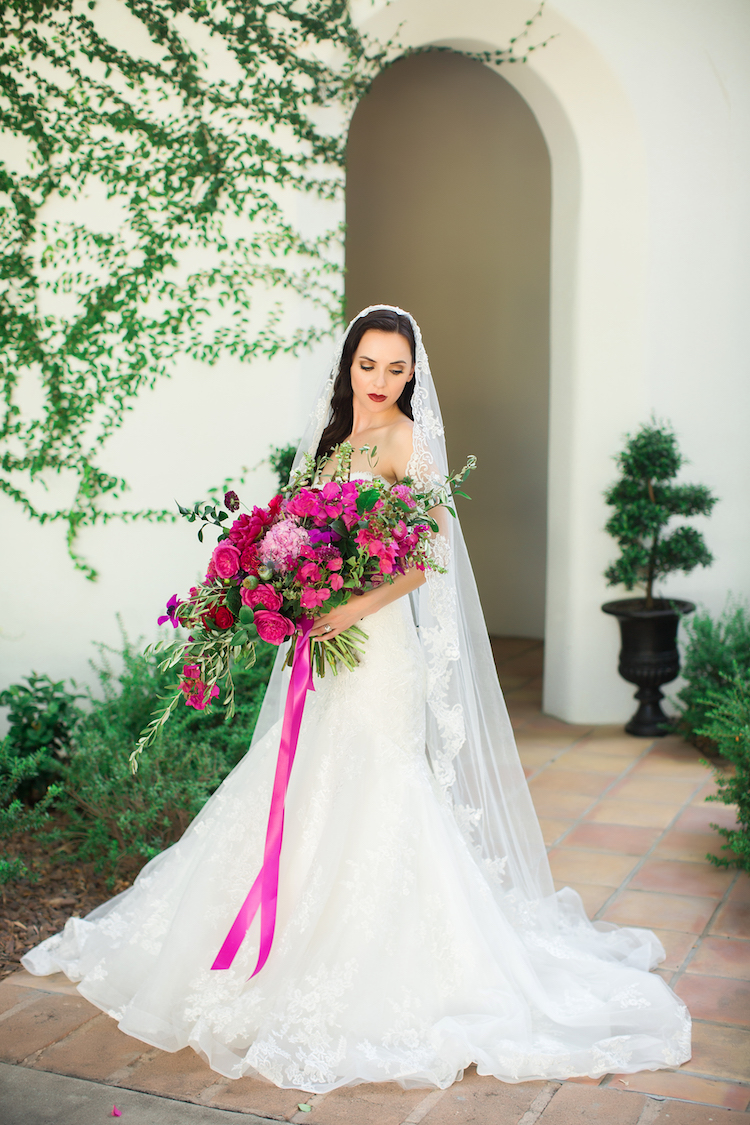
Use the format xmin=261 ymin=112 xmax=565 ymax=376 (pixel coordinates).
xmin=241 ymin=584 xmax=283 ymax=611
xmin=212 ymin=541 xmax=241 ymax=578
xmin=300 ymin=588 xmax=331 ymax=610
xmin=254 ymin=610 xmax=296 ymax=645
xmin=227 ymin=505 xmax=274 ymax=552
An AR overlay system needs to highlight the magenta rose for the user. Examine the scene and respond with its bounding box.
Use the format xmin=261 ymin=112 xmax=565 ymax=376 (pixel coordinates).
xmin=212 ymin=541 xmax=241 ymax=578
xmin=254 ymin=610 xmax=296 ymax=645
xmin=241 ymin=584 xmax=283 ymax=612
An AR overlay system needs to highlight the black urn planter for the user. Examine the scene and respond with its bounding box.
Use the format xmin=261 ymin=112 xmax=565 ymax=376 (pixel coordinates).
xmin=601 ymin=598 xmax=695 ymax=737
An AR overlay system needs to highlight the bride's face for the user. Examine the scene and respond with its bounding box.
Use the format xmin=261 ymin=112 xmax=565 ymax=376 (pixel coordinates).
xmin=350 ymin=330 xmax=414 ymax=415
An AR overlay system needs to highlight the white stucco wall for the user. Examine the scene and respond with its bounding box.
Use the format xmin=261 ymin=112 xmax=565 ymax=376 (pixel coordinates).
xmin=352 ymin=0 xmax=750 ymax=722
xmin=0 ymin=1 xmax=344 ymax=707
xmin=1 ymin=0 xmax=748 ymax=726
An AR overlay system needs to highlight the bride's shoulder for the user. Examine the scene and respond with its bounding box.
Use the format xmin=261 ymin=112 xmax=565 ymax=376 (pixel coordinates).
xmin=388 ymin=415 xmax=414 ymax=478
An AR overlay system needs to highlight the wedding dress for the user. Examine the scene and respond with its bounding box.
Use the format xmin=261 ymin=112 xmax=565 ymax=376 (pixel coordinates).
xmin=23 ymin=308 xmax=691 ymax=1091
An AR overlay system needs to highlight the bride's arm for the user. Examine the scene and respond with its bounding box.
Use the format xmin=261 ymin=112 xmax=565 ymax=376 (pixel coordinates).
xmin=310 ymin=566 xmax=425 ymax=639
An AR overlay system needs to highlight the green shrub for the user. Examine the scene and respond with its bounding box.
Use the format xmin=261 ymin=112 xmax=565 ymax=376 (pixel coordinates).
xmin=604 ymin=421 xmax=717 ymax=607
xmin=698 ymin=671 xmax=750 ymax=874
xmin=0 ymin=673 xmax=83 ymax=801
xmin=0 ymin=741 xmax=63 ymax=883
xmin=0 ymin=625 xmax=276 ymax=884
xmin=268 ymin=442 xmax=298 ymax=490
xmin=674 ymin=601 xmax=750 ymax=747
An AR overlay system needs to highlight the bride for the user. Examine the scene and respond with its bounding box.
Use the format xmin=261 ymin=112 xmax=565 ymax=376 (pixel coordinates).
xmin=22 ymin=305 xmax=691 ymax=1091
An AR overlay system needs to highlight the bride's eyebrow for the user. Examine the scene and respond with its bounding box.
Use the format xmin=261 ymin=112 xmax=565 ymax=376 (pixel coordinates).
xmin=358 ymin=354 xmax=405 ymax=364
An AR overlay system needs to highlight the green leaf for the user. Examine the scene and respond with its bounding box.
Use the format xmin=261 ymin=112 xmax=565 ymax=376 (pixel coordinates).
xmin=356 ymin=489 xmax=379 ymax=515
xmin=239 ymin=606 xmax=255 ymax=625
xmin=226 ymin=586 xmax=242 ymax=616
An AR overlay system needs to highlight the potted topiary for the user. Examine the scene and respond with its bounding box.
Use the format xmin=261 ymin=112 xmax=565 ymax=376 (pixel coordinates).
xmin=601 ymin=421 xmax=718 ymax=736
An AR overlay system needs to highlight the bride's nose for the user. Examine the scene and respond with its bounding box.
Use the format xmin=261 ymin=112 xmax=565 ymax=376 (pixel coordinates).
xmin=372 ymin=366 xmax=387 ymax=389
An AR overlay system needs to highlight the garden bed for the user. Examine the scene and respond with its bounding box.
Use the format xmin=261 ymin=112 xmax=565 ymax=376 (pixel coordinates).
xmin=0 ymin=812 xmax=136 ymax=980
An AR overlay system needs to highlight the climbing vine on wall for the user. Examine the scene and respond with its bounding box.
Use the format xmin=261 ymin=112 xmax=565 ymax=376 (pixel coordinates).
xmin=0 ymin=0 xmax=550 ymax=578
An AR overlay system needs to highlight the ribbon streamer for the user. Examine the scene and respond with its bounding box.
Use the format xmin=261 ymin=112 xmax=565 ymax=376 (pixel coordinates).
xmin=211 ymin=618 xmax=315 ymax=976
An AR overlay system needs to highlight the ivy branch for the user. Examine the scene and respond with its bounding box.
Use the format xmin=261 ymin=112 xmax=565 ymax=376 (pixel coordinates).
xmin=0 ymin=0 xmax=551 ymax=579
xmin=0 ymin=0 xmax=392 ymax=576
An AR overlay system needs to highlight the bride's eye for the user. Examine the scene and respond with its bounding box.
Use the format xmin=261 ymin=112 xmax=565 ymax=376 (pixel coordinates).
xmin=360 ymin=364 xmax=374 ymax=371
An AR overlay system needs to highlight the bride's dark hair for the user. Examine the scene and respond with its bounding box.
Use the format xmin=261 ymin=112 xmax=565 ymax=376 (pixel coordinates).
xmin=316 ymin=308 xmax=416 ymax=461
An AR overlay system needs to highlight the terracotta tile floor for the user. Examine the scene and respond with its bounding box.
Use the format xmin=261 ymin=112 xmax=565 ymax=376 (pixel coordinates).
xmin=1 ymin=637 xmax=748 ymax=1122
xmin=498 ymin=636 xmax=750 ymax=1113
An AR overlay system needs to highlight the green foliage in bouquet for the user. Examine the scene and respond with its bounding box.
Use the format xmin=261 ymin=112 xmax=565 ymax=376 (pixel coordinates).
xmin=604 ymin=421 xmax=717 ymax=607
xmin=696 ymin=670 xmax=750 ymax=874
xmin=674 ymin=601 xmax=750 ymax=750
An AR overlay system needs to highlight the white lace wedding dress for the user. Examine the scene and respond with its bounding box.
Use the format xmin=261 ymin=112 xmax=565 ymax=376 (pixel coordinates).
xmin=23 ymin=586 xmax=690 ymax=1091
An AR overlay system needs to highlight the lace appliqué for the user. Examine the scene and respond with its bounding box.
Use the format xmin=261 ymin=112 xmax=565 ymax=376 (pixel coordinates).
xmin=421 ymin=567 xmax=465 ymax=791
xmin=304 ymin=376 xmax=335 ymax=458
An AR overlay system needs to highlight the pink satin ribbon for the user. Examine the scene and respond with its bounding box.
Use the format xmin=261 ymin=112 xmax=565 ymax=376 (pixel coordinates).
xmin=211 ymin=618 xmax=315 ymax=976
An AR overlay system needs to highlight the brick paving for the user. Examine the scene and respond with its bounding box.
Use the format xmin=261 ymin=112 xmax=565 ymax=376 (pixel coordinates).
xmin=0 ymin=638 xmax=748 ymax=1122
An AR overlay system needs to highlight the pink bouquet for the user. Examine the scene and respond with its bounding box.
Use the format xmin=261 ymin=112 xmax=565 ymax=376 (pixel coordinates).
xmin=131 ymin=443 xmax=475 ymax=769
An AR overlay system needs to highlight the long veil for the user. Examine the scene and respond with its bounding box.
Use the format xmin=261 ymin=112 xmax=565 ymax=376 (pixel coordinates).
xmin=252 ymin=305 xmax=662 ymax=967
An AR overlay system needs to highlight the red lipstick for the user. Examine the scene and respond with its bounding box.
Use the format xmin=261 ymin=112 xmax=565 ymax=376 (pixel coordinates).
xmin=368 ymin=394 xmax=387 ymax=403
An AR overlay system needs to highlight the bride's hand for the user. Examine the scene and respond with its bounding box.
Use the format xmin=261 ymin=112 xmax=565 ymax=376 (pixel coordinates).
xmin=310 ymin=599 xmax=366 ymax=640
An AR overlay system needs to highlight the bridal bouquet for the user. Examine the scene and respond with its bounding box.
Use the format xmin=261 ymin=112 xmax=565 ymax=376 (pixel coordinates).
xmin=131 ymin=443 xmax=475 ymax=769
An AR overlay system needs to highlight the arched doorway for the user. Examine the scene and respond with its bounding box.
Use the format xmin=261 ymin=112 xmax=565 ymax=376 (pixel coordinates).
xmin=345 ymin=50 xmax=552 ymax=638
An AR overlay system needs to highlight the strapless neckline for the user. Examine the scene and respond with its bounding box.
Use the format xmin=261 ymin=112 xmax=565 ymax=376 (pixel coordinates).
xmin=349 ymin=471 xmax=390 ymax=485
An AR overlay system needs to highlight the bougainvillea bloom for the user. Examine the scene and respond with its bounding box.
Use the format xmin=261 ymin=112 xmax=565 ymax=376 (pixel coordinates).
xmin=300 ymin=588 xmax=331 ymax=610
xmin=180 ymin=664 xmax=219 ymax=710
